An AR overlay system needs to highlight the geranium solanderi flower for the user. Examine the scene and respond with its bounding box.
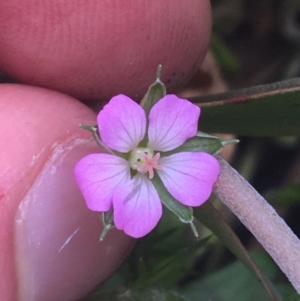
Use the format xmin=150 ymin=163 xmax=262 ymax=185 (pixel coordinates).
xmin=74 ymin=94 xmax=220 ymax=238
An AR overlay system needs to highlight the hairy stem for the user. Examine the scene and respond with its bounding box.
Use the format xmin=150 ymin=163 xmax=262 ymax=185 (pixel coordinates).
xmin=213 ymin=156 xmax=300 ymax=293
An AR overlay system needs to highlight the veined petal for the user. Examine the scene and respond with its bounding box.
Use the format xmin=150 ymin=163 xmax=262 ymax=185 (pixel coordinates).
xmin=97 ymin=94 xmax=146 ymax=152
xmin=147 ymin=95 xmax=200 ymax=152
xmin=74 ymin=153 xmax=130 ymax=211
xmin=157 ymin=152 xmax=220 ymax=206
xmin=113 ymin=174 xmax=162 ymax=238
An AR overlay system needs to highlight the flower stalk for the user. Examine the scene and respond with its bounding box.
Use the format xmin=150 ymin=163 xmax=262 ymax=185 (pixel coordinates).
xmin=213 ymin=156 xmax=300 ymax=293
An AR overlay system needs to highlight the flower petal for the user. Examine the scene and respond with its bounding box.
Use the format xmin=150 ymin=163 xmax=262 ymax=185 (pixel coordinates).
xmin=147 ymin=95 xmax=200 ymax=151
xmin=113 ymin=174 xmax=162 ymax=238
xmin=97 ymin=94 xmax=146 ymax=152
xmin=157 ymin=152 xmax=220 ymax=206
xmin=74 ymin=153 xmax=130 ymax=211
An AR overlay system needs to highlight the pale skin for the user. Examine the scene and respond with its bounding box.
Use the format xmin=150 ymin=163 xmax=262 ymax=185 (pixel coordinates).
xmin=0 ymin=1 xmax=212 ymax=300
xmin=0 ymin=86 xmax=135 ymax=301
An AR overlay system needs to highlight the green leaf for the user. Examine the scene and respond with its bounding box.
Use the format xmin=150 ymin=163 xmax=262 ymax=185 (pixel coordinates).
xmin=194 ymin=202 xmax=281 ymax=301
xmin=120 ymin=222 xmax=211 ymax=290
xmin=189 ymin=78 xmax=300 ymax=136
xmin=282 ymin=293 xmax=300 ymax=301
xmin=180 ymin=251 xmax=289 ymax=301
xmin=132 ymin=288 xmax=191 ymax=301
xmin=266 ymin=184 xmax=300 ymax=206
xmin=84 ymin=287 xmax=189 ymax=301
xmin=211 ymin=34 xmax=238 ymax=73
xmin=165 ymin=292 xmax=190 ymax=301
xmin=140 ymin=65 xmax=166 ymax=114
xmin=134 ymin=235 xmax=211 ymax=289
xmin=162 ymin=132 xmax=238 ymax=156
xmin=151 ymin=175 xmax=198 ymax=238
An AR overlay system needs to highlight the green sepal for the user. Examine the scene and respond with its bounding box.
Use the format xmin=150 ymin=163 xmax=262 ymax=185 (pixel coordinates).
xmin=79 ymin=124 xmax=115 ymax=155
xmin=162 ymin=131 xmax=239 ymax=156
xmin=140 ymin=65 xmax=166 ymax=114
xmin=79 ymin=124 xmax=98 ymax=133
xmin=99 ymin=208 xmax=114 ymax=241
xmin=152 ymin=174 xmax=199 ymax=238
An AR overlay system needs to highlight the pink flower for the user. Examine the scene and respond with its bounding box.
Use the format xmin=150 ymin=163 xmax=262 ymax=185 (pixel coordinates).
xmin=74 ymin=94 xmax=220 ymax=238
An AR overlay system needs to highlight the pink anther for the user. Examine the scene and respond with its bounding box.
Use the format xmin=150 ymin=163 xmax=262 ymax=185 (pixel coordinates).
xmin=137 ymin=152 xmax=163 ymax=179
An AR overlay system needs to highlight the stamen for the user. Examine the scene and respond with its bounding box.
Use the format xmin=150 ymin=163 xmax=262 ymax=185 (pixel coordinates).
xmin=137 ymin=152 xmax=163 ymax=179
xmin=129 ymin=148 xmax=163 ymax=179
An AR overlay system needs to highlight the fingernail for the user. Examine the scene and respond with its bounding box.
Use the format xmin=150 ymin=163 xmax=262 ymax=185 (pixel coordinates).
xmin=14 ymin=139 xmax=133 ymax=301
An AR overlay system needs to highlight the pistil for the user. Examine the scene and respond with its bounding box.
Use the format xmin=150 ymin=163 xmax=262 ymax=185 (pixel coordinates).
xmin=137 ymin=152 xmax=163 ymax=179
xmin=129 ymin=148 xmax=163 ymax=179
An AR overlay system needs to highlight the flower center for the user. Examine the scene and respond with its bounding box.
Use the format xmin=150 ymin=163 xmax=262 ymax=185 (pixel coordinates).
xmin=129 ymin=148 xmax=163 ymax=179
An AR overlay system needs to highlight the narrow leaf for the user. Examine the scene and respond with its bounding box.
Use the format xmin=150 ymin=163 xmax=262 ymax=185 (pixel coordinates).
xmin=194 ymin=201 xmax=281 ymax=301
xmin=189 ymin=78 xmax=300 ymax=136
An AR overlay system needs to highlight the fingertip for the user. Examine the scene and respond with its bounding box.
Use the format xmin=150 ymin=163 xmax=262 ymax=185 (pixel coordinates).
xmin=0 ymin=84 xmax=133 ymax=301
